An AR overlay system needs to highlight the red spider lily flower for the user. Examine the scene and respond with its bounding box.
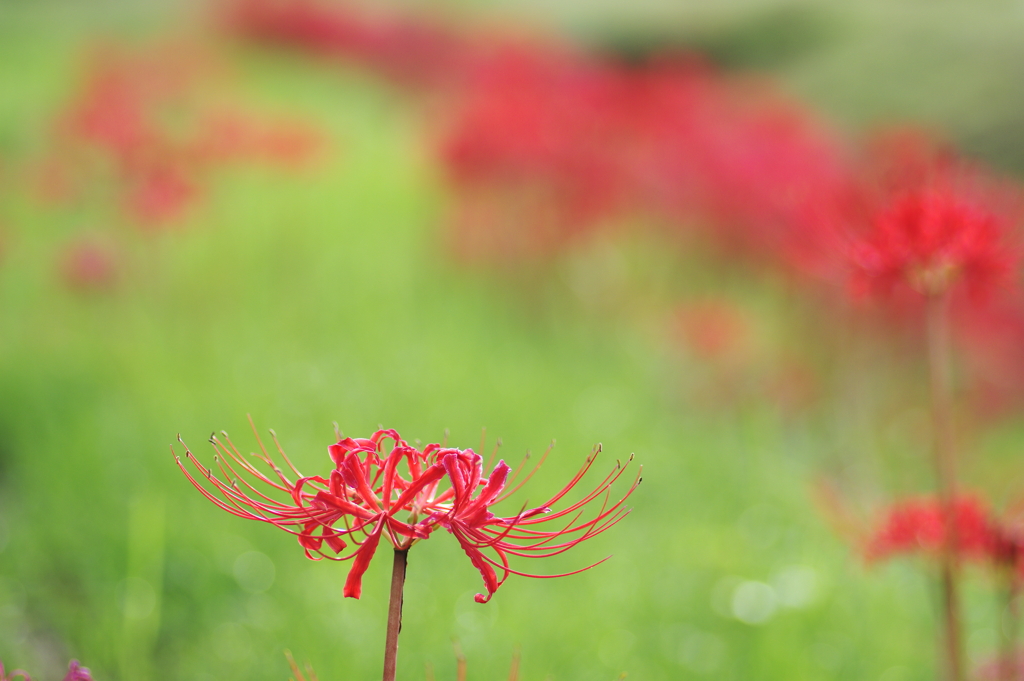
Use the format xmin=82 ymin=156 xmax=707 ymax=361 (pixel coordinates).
xmin=174 ymin=421 xmax=639 ymax=602
xmin=62 ymin=661 xmax=93 ymax=681
xmin=0 ymin=661 xmax=30 ymax=681
xmin=864 ymin=495 xmax=994 ymax=563
xmin=848 ymin=160 xmax=1019 ymax=300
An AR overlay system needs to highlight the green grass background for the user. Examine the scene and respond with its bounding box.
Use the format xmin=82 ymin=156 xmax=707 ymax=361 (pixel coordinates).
xmin=1 ymin=1 xmax=1023 ymax=679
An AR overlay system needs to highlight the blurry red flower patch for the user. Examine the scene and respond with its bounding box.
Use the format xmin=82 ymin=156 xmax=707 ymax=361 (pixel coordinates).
xmin=175 ymin=421 xmax=639 ymax=603
xmin=440 ymin=45 xmax=637 ymax=260
xmin=38 ymin=39 xmax=328 ymax=230
xmin=865 ymin=495 xmax=996 ymax=565
xmin=225 ymin=0 xmax=478 ymax=88
xmin=848 ymin=146 xmax=1020 ymax=301
xmin=673 ymin=299 xmax=750 ymax=360
xmin=58 ymin=237 xmax=118 ymax=291
xmin=655 ymin=77 xmax=858 ymax=279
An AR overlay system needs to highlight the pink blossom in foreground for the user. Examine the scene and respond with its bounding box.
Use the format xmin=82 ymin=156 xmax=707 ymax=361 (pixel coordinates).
xmin=175 ymin=423 xmax=639 ymax=603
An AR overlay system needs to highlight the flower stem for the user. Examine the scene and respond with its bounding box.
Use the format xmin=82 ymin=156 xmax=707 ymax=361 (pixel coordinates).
xmin=926 ymin=293 xmax=963 ymax=681
xmin=1001 ymin=572 xmax=1020 ymax=681
xmin=383 ymin=549 xmax=408 ymax=681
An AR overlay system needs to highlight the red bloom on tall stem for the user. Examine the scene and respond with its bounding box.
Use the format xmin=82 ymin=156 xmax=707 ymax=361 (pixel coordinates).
xmin=849 ymin=164 xmax=1019 ymax=301
xmin=865 ymin=495 xmax=994 ymax=563
xmin=174 ymin=419 xmax=639 ymax=602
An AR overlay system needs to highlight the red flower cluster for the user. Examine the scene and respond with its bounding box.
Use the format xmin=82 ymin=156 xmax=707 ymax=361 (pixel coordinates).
xmin=865 ymin=495 xmax=1024 ymax=572
xmin=228 ymin=1 xmax=1024 ymax=412
xmin=848 ymin=156 xmax=1018 ymax=301
xmin=41 ymin=41 xmax=325 ymax=229
xmin=441 ymin=47 xmax=651 ymax=259
xmin=226 ymin=0 xmax=476 ymax=87
xmin=224 ymin=0 xmax=1023 ymax=284
xmin=175 ymin=424 xmax=639 ymax=603
xmin=226 ymin=1 xmax=858 ymax=264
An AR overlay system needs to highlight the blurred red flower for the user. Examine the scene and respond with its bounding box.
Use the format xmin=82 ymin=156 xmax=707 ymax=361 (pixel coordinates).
xmin=41 ymin=40 xmax=327 ymax=230
xmin=865 ymin=495 xmax=994 ymax=563
xmin=175 ymin=423 xmax=639 ymax=602
xmin=673 ymin=299 xmax=749 ymax=360
xmin=440 ymin=45 xmax=636 ymax=259
xmin=848 ymin=153 xmax=1019 ymax=300
xmin=226 ymin=0 xmax=476 ymax=87
xmin=58 ymin=238 xmax=118 ymax=291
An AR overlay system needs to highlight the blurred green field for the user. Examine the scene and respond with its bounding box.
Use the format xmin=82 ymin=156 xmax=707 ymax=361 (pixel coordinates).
xmin=1 ymin=2 xmax=1023 ymax=681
